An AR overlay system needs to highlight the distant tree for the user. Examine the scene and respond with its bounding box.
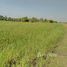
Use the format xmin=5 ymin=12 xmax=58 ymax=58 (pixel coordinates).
xmin=31 ymin=17 xmax=39 ymax=22
xmin=49 ymin=20 xmax=54 ymax=23
xmin=22 ymin=17 xmax=29 ymax=22
xmin=0 ymin=15 xmax=58 ymax=23
xmin=48 ymin=20 xmax=57 ymax=23
xmin=7 ymin=17 xmax=12 ymax=21
xmin=44 ymin=19 xmax=48 ymax=22
xmin=14 ymin=18 xmax=21 ymax=22
xmin=0 ymin=15 xmax=4 ymax=20
xmin=4 ymin=16 xmax=8 ymax=21
xmin=39 ymin=18 xmax=43 ymax=22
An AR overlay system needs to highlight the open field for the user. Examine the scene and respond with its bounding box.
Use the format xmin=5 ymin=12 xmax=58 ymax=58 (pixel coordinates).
xmin=47 ymin=24 xmax=67 ymax=67
xmin=0 ymin=21 xmax=64 ymax=67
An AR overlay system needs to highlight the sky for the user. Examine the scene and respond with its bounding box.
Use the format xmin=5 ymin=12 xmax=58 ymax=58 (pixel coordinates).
xmin=0 ymin=0 xmax=67 ymax=22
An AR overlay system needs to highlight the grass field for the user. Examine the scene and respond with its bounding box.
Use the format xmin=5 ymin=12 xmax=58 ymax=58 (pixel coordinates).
xmin=0 ymin=21 xmax=64 ymax=67
xmin=47 ymin=24 xmax=67 ymax=67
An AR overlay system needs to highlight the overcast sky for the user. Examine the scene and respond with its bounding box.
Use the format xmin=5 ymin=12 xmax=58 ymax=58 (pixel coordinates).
xmin=0 ymin=0 xmax=67 ymax=22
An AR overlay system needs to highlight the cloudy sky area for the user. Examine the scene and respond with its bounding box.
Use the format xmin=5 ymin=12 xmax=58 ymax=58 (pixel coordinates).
xmin=0 ymin=0 xmax=67 ymax=22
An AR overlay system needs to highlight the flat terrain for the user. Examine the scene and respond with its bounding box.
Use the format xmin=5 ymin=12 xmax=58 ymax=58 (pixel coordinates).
xmin=48 ymin=24 xmax=67 ymax=67
xmin=0 ymin=21 xmax=64 ymax=67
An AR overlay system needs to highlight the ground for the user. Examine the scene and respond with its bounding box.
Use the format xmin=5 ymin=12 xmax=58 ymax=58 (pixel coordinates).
xmin=0 ymin=22 xmax=66 ymax=67
xmin=48 ymin=24 xmax=67 ymax=67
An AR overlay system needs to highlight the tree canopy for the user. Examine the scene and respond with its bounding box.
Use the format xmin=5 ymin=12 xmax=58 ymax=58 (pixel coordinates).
xmin=0 ymin=15 xmax=58 ymax=23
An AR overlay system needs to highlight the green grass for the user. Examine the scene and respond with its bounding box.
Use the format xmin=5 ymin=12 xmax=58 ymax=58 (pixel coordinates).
xmin=47 ymin=24 xmax=67 ymax=67
xmin=0 ymin=21 xmax=64 ymax=67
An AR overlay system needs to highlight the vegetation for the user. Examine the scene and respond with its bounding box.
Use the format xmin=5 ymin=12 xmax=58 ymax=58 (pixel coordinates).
xmin=0 ymin=21 xmax=64 ymax=67
xmin=0 ymin=15 xmax=57 ymax=23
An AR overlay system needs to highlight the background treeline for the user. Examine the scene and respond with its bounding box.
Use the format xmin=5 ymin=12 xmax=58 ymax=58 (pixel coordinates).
xmin=0 ymin=15 xmax=57 ymax=23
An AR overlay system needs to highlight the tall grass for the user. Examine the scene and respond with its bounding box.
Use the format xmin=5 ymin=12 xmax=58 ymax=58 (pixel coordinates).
xmin=0 ymin=21 xmax=64 ymax=67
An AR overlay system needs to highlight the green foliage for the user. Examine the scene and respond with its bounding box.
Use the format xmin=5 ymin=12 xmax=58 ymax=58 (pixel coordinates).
xmin=0 ymin=15 xmax=58 ymax=23
xmin=0 ymin=21 xmax=64 ymax=67
xmin=21 ymin=17 xmax=29 ymax=22
xmin=30 ymin=17 xmax=39 ymax=22
xmin=0 ymin=15 xmax=4 ymax=20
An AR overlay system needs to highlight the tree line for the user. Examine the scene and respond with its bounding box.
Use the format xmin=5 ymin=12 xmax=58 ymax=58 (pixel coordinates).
xmin=0 ymin=15 xmax=57 ymax=23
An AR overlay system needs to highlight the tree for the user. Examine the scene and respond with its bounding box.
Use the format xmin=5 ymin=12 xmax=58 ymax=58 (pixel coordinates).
xmin=7 ymin=17 xmax=12 ymax=21
xmin=4 ymin=16 xmax=8 ymax=21
xmin=0 ymin=15 xmax=58 ymax=23
xmin=49 ymin=20 xmax=54 ymax=23
xmin=39 ymin=18 xmax=43 ymax=22
xmin=21 ymin=17 xmax=29 ymax=22
xmin=31 ymin=17 xmax=39 ymax=22
xmin=0 ymin=15 xmax=4 ymax=20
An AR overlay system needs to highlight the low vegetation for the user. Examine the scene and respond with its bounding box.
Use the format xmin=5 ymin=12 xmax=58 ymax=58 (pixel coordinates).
xmin=0 ymin=21 xmax=64 ymax=67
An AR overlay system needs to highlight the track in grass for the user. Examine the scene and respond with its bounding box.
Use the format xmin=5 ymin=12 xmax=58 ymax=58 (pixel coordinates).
xmin=47 ymin=24 xmax=67 ymax=67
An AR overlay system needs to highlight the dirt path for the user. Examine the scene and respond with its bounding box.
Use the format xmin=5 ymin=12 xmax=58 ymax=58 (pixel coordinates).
xmin=47 ymin=24 xmax=67 ymax=67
